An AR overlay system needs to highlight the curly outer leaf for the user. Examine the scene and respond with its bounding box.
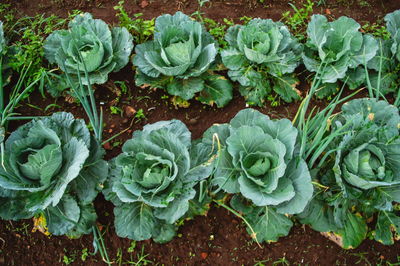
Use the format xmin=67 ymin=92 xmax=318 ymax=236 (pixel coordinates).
xmin=198 ymin=74 xmax=233 ymax=108
xmin=249 ymin=206 xmax=293 ymax=242
xmin=374 ymin=211 xmax=400 ymax=245
xmin=114 ymin=202 xmax=155 ymax=241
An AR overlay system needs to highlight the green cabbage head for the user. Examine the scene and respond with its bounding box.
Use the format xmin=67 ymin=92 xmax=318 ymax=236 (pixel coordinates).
xmin=133 ymin=12 xmax=232 ymax=107
xmin=103 ymin=120 xmax=213 ymax=243
xmin=221 ymin=19 xmax=303 ymax=106
xmin=303 ymin=15 xmax=378 ymax=98
xmin=44 ymin=13 xmax=133 ymax=86
xmin=299 ymin=98 xmax=400 ymax=249
xmin=201 ymin=109 xmax=313 ymax=242
xmin=0 ymin=112 xmax=107 ymax=237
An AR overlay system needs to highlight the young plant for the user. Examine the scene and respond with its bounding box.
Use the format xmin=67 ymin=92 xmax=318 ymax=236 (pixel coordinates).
xmin=114 ymin=1 xmax=155 ymax=44
xmin=44 ymin=13 xmax=133 ymax=91
xmin=302 ymin=15 xmax=378 ymax=98
xmin=133 ymin=12 xmax=233 ymax=108
xmin=103 ymin=120 xmax=214 ymax=243
xmin=281 ymin=0 xmax=314 ymax=41
xmin=201 ymin=109 xmax=313 ymax=242
xmin=298 ymin=98 xmax=400 ymax=249
xmin=0 ymin=22 xmax=42 ymax=167
xmin=221 ymin=19 xmax=303 ymax=106
xmin=0 ymin=112 xmax=108 ymax=237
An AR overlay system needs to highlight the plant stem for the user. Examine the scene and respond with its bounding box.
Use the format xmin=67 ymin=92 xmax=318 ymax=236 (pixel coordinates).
xmin=213 ymin=199 xmax=262 ymax=248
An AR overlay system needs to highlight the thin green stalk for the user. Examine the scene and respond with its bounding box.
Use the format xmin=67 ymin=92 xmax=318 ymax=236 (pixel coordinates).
xmin=0 ymin=58 xmax=4 ymax=112
xmin=92 ymin=225 xmax=112 ymax=265
xmin=0 ymin=142 xmax=4 ymax=170
xmin=101 ymin=116 xmax=134 ymax=146
xmin=5 ymin=77 xmax=40 ymax=119
xmin=7 ymin=116 xmax=45 ymax=120
xmin=213 ymin=199 xmax=262 ymax=248
xmin=75 ymin=46 xmax=101 ymax=139
xmin=376 ymin=39 xmax=384 ymax=99
xmin=363 ymin=49 xmax=374 ymax=98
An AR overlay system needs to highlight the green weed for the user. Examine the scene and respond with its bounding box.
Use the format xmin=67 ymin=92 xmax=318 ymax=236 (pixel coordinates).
xmin=114 ymin=1 xmax=154 ymax=44
xmin=203 ymin=18 xmax=234 ymax=48
xmin=282 ymin=0 xmax=314 ymax=41
xmin=362 ymin=20 xmax=390 ymax=39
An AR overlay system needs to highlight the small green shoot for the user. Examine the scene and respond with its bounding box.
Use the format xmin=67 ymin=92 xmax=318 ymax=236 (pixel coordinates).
xmin=81 ymin=248 xmax=89 ymax=262
xmin=282 ymin=0 xmax=314 ymax=41
xmin=127 ymin=241 xmax=136 ymax=253
xmin=114 ymin=1 xmax=154 ymax=43
xmin=134 ymin=108 xmax=146 ymax=123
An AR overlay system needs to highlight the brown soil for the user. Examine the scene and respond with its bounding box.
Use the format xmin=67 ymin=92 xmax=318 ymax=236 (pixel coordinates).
xmin=1 ymin=0 xmax=400 ymax=265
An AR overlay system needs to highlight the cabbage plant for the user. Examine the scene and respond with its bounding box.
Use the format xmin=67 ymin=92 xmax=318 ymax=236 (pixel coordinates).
xmin=201 ymin=109 xmax=313 ymax=242
xmin=103 ymin=120 xmax=213 ymax=243
xmin=303 ymin=15 xmax=378 ymax=98
xmin=133 ymin=12 xmax=232 ymax=107
xmin=0 ymin=112 xmax=107 ymax=237
xmin=365 ymin=10 xmax=400 ymax=103
xmin=44 ymin=13 xmax=133 ymax=87
xmin=221 ymin=19 xmax=303 ymax=106
xmin=299 ymin=98 xmax=400 ymax=248
xmin=0 ymin=21 xmax=13 ymax=87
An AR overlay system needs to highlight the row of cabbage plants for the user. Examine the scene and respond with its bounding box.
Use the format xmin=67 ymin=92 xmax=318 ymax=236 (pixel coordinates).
xmin=0 ymin=10 xmax=399 ymax=253
xmin=38 ymin=10 xmax=400 ymax=107
xmin=0 ymin=97 xmax=398 ymax=250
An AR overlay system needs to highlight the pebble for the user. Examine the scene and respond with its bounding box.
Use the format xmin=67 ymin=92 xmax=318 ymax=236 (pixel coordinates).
xmin=125 ymin=106 xmax=137 ymax=118
xmin=103 ymin=142 xmax=112 ymax=150
xmin=140 ymin=0 xmax=149 ymax=8
xmin=201 ymin=252 xmax=208 ymax=259
xmin=188 ymin=118 xmax=198 ymax=125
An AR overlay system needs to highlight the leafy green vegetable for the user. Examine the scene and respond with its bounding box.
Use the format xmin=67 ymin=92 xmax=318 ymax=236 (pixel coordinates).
xmin=299 ymin=98 xmax=400 ymax=248
xmin=201 ymin=109 xmax=313 ymax=242
xmin=0 ymin=112 xmax=107 ymax=237
xmin=364 ymin=10 xmax=400 ymax=101
xmin=103 ymin=120 xmax=214 ymax=242
xmin=303 ymin=15 xmax=378 ymax=98
xmin=133 ymin=12 xmax=232 ymax=107
xmin=44 ymin=13 xmax=133 ymax=88
xmin=0 ymin=21 xmax=4 ymax=55
xmin=0 ymin=20 xmax=14 ymax=87
xmin=221 ymin=19 xmax=303 ymax=106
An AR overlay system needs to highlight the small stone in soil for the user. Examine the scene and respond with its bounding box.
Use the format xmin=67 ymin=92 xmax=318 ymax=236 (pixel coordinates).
xmin=103 ymin=142 xmax=112 ymax=150
xmin=201 ymin=252 xmax=208 ymax=259
xmin=140 ymin=0 xmax=149 ymax=8
xmin=188 ymin=118 xmax=198 ymax=125
xmin=125 ymin=106 xmax=137 ymax=118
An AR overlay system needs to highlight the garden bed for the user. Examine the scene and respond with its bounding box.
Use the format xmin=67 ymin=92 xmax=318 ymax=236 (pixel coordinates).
xmin=1 ymin=0 xmax=400 ymax=265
